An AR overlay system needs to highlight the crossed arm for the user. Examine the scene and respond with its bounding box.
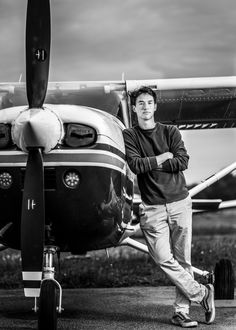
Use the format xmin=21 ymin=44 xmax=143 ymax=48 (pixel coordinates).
xmin=156 ymin=151 xmax=173 ymax=167
xmin=123 ymin=127 xmax=189 ymax=175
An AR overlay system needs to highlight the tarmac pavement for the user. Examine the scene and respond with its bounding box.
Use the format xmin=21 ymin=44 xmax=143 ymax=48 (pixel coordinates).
xmin=0 ymin=287 xmax=235 ymax=329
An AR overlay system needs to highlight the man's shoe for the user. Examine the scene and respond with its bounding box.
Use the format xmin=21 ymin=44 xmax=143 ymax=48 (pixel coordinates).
xmin=200 ymin=284 xmax=215 ymax=324
xmin=171 ymin=312 xmax=198 ymax=328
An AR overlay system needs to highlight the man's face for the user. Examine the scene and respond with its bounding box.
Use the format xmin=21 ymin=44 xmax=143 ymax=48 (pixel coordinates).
xmin=133 ymin=93 xmax=157 ymax=121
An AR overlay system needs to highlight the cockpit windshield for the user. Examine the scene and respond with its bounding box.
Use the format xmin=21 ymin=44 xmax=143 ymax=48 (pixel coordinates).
xmin=0 ymin=84 xmax=126 ymax=124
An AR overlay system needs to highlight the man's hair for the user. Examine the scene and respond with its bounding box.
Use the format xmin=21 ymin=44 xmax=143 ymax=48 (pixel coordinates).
xmin=130 ymin=86 xmax=157 ymax=106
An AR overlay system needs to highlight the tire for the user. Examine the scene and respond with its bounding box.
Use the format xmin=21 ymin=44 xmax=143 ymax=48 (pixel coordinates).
xmin=38 ymin=280 xmax=57 ymax=330
xmin=214 ymin=259 xmax=235 ymax=299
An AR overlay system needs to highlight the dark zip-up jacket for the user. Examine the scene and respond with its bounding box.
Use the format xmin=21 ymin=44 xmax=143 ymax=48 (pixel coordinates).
xmin=123 ymin=122 xmax=189 ymax=204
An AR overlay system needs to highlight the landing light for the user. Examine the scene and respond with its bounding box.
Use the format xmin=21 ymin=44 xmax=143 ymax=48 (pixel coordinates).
xmin=0 ymin=172 xmax=13 ymax=189
xmin=63 ymin=170 xmax=80 ymax=189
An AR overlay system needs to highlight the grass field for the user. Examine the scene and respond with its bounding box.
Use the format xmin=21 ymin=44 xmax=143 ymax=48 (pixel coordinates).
xmin=0 ymin=208 xmax=235 ymax=288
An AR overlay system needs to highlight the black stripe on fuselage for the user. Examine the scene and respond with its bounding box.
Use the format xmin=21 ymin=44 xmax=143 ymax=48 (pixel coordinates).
xmin=60 ymin=143 xmax=125 ymax=160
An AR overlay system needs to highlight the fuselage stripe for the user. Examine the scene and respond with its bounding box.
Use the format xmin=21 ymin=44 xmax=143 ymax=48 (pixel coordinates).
xmin=0 ymin=162 xmax=126 ymax=174
xmin=50 ymin=149 xmax=125 ymax=161
xmin=0 ymin=149 xmax=126 ymax=173
xmin=0 ymin=146 xmax=125 ymax=158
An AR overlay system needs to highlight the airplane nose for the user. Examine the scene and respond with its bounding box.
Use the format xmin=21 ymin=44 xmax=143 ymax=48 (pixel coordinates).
xmin=12 ymin=108 xmax=64 ymax=153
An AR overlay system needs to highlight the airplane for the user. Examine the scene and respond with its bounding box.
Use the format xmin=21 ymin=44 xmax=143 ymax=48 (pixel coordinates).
xmin=0 ymin=0 xmax=235 ymax=329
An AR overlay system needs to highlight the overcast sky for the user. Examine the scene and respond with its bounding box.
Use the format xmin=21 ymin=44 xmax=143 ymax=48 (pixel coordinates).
xmin=1 ymin=0 xmax=236 ymax=184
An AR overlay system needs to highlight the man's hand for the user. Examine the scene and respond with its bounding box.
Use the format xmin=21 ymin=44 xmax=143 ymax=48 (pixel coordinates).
xmin=156 ymin=152 xmax=173 ymax=166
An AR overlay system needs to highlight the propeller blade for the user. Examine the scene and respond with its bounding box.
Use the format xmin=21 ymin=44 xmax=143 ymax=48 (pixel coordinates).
xmin=26 ymin=0 xmax=51 ymax=108
xmin=21 ymin=148 xmax=45 ymax=297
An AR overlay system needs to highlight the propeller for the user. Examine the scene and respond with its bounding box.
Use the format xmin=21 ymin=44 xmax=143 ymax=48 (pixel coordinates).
xmin=21 ymin=0 xmax=51 ymax=297
xmin=26 ymin=0 xmax=51 ymax=108
xmin=21 ymin=149 xmax=45 ymax=296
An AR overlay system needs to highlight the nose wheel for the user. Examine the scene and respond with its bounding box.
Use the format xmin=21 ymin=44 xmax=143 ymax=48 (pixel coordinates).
xmin=37 ymin=246 xmax=63 ymax=330
xmin=38 ymin=280 xmax=58 ymax=330
xmin=204 ymin=258 xmax=235 ymax=300
xmin=214 ymin=258 xmax=235 ymax=299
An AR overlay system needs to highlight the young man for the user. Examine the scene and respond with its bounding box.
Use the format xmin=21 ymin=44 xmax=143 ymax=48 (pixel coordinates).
xmin=123 ymin=86 xmax=215 ymax=328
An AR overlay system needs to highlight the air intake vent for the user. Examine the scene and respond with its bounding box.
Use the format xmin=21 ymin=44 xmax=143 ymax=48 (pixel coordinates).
xmin=64 ymin=124 xmax=97 ymax=147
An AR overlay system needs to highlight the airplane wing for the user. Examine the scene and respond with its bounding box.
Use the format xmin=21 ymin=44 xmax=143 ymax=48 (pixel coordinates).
xmin=0 ymin=81 xmax=123 ymax=115
xmin=1 ymin=76 xmax=236 ymax=129
xmin=126 ymin=76 xmax=236 ymax=129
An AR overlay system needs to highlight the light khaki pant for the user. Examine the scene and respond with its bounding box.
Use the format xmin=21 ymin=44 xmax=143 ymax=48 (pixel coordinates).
xmin=140 ymin=195 xmax=205 ymax=314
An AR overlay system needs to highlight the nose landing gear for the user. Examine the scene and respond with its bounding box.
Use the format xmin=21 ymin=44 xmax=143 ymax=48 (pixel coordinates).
xmin=37 ymin=246 xmax=63 ymax=330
